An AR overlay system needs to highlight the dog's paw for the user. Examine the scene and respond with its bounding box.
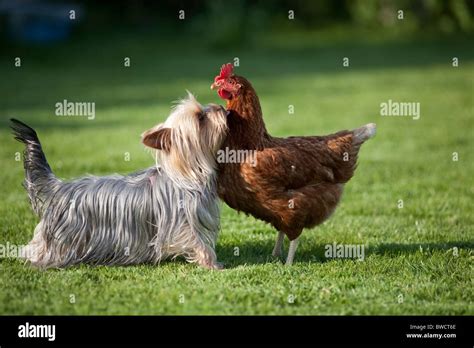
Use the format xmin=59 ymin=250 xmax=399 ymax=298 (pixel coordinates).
xmin=206 ymin=261 xmax=224 ymax=270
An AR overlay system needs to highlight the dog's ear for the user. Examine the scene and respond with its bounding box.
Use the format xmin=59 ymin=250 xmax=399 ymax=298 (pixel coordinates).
xmin=141 ymin=126 xmax=172 ymax=151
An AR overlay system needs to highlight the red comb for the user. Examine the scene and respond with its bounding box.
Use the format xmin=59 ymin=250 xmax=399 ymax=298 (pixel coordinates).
xmin=217 ymin=63 xmax=233 ymax=80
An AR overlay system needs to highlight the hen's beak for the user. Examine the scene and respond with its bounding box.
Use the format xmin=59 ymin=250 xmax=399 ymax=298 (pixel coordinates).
xmin=210 ymin=80 xmax=221 ymax=90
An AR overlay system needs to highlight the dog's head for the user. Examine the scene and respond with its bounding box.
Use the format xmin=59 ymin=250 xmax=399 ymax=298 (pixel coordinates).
xmin=142 ymin=92 xmax=227 ymax=184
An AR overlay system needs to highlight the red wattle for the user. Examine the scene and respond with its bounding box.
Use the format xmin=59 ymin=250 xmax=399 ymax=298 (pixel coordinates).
xmin=218 ymin=89 xmax=232 ymax=100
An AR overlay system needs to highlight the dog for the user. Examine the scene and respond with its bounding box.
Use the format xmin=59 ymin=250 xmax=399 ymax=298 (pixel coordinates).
xmin=10 ymin=93 xmax=228 ymax=269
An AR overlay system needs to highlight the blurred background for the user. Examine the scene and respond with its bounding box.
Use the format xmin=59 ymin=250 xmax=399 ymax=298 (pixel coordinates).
xmin=0 ymin=0 xmax=473 ymax=46
xmin=0 ymin=0 xmax=472 ymax=134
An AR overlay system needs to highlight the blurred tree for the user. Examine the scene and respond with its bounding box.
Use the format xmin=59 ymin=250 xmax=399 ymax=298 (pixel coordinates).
xmin=4 ymin=0 xmax=470 ymax=44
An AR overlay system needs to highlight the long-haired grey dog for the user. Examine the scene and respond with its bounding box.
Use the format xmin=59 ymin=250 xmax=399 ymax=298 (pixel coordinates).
xmin=11 ymin=93 xmax=228 ymax=269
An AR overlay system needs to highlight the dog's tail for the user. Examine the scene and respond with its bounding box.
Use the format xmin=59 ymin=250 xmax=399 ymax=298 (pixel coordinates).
xmin=10 ymin=119 xmax=61 ymax=216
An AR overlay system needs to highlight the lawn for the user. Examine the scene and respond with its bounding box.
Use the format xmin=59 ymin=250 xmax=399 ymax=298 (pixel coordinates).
xmin=0 ymin=28 xmax=472 ymax=315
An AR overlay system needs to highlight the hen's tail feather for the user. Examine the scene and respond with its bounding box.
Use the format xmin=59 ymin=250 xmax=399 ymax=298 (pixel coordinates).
xmin=327 ymin=123 xmax=375 ymax=183
xmin=353 ymin=123 xmax=376 ymax=145
xmin=10 ymin=118 xmax=60 ymax=216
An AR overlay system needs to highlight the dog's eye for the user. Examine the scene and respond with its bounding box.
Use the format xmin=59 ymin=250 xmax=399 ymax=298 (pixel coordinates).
xmin=198 ymin=112 xmax=206 ymax=122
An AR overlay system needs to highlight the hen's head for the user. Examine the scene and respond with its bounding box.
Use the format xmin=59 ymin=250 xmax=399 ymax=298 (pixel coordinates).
xmin=210 ymin=63 xmax=242 ymax=100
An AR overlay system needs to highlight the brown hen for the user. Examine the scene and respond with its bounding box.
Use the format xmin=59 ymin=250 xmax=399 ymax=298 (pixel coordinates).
xmin=211 ymin=64 xmax=376 ymax=265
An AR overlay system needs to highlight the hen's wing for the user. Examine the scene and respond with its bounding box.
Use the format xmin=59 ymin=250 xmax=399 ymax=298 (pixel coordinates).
xmin=241 ymin=131 xmax=358 ymax=192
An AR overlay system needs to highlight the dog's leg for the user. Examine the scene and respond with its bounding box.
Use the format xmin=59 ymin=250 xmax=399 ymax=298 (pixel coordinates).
xmin=285 ymin=237 xmax=299 ymax=266
xmin=272 ymin=231 xmax=285 ymax=258
xmin=192 ymin=240 xmax=222 ymax=270
xmin=20 ymin=221 xmax=49 ymax=265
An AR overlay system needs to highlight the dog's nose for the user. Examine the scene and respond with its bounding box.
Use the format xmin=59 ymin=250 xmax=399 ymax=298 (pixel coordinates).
xmin=208 ymin=104 xmax=226 ymax=113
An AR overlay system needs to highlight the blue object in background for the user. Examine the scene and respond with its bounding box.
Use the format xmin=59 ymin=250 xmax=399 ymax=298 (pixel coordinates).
xmin=0 ymin=0 xmax=82 ymax=43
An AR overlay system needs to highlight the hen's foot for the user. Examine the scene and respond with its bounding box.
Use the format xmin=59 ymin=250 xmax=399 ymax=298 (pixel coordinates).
xmin=285 ymin=238 xmax=299 ymax=266
xmin=272 ymin=231 xmax=285 ymax=258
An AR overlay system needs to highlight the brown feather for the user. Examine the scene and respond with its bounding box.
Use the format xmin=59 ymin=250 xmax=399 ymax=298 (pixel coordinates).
xmin=218 ymin=75 xmax=373 ymax=240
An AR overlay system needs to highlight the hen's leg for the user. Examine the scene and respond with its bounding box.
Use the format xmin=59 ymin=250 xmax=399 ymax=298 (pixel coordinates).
xmin=285 ymin=238 xmax=299 ymax=265
xmin=272 ymin=231 xmax=285 ymax=257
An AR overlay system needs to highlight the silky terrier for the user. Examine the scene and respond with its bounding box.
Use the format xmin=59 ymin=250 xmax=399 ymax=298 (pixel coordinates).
xmin=11 ymin=93 xmax=227 ymax=269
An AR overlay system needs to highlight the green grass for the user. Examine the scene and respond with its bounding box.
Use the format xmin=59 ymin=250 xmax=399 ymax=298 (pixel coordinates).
xmin=0 ymin=28 xmax=473 ymax=315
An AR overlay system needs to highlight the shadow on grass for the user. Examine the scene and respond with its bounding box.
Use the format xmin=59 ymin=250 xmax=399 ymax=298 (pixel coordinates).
xmin=217 ymin=240 xmax=473 ymax=268
xmin=2 ymin=240 xmax=471 ymax=271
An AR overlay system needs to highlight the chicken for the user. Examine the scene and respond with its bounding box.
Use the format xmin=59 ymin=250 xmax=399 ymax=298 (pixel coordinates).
xmin=211 ymin=64 xmax=376 ymax=265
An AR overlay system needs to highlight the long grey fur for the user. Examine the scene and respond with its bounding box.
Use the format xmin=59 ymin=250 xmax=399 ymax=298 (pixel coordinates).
xmin=10 ymin=95 xmax=226 ymax=269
